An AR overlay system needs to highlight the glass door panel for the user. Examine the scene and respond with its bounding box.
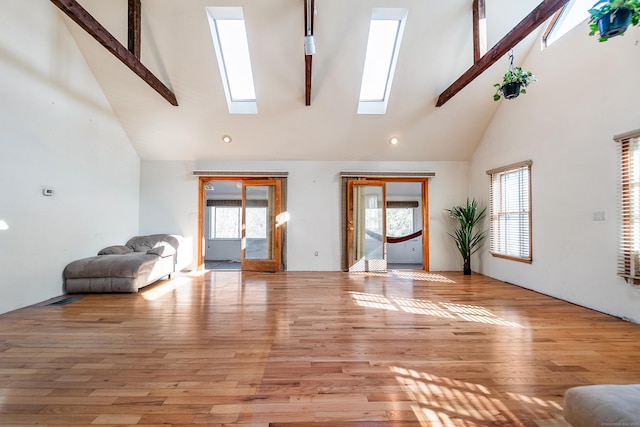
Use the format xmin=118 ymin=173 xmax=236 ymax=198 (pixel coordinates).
xmin=347 ymin=181 xmax=387 ymax=272
xmin=241 ymin=180 xmax=282 ymax=271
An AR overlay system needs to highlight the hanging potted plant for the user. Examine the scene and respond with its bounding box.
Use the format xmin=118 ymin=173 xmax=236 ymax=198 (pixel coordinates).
xmin=588 ymin=0 xmax=640 ymax=41
xmin=446 ymin=198 xmax=487 ymax=275
xmin=493 ymin=66 xmax=536 ymax=101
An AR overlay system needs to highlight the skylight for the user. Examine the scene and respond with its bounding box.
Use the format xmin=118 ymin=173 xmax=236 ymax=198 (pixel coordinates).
xmin=544 ymin=0 xmax=594 ymax=47
xmin=206 ymin=7 xmax=257 ymax=114
xmin=358 ymin=8 xmax=408 ymax=115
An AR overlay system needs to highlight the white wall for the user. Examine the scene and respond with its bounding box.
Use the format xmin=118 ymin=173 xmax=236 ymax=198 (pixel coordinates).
xmin=138 ymin=161 xmax=196 ymax=271
xmin=140 ymin=160 xmax=469 ymax=272
xmin=387 ymin=236 xmax=423 ymax=264
xmin=0 ymin=2 xmax=141 ymax=314
xmin=470 ymin=24 xmax=640 ymax=322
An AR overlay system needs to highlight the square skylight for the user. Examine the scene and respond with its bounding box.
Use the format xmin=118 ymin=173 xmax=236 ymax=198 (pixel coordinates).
xmin=206 ymin=7 xmax=257 ymax=114
xmin=358 ymin=8 xmax=408 ymax=115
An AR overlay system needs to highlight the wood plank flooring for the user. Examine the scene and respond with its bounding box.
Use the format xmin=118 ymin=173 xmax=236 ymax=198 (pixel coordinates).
xmin=1 ymin=270 xmax=640 ymax=426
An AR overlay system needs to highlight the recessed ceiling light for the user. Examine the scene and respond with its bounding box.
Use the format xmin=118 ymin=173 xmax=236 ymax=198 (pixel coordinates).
xmin=222 ymin=135 xmax=232 ymax=143
xmin=389 ymin=136 xmax=399 ymax=145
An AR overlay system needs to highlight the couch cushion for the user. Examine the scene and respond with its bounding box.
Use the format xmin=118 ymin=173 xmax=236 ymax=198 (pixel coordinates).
xmin=98 ymin=245 xmax=133 ymax=255
xmin=147 ymin=245 xmax=174 ymax=256
xmin=564 ymin=384 xmax=640 ymax=427
xmin=64 ymin=253 xmax=158 ymax=279
xmin=126 ymin=239 xmax=154 ymax=252
xmin=126 ymin=234 xmax=180 ymax=253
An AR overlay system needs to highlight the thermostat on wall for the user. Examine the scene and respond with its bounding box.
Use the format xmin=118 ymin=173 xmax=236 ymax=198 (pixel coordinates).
xmin=42 ymin=188 xmax=54 ymax=196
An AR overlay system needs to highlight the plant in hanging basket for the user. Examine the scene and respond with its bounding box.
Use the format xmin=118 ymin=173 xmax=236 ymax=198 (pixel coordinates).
xmin=588 ymin=0 xmax=640 ymax=41
xmin=493 ymin=66 xmax=536 ymax=101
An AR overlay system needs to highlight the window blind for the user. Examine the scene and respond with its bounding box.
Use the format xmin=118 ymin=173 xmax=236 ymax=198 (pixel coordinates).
xmin=206 ymin=199 xmax=268 ymax=207
xmin=207 ymin=199 xmax=241 ymax=207
xmin=387 ymin=201 xmax=419 ymax=208
xmin=487 ymin=161 xmax=532 ymax=262
xmin=616 ymin=136 xmax=640 ymax=280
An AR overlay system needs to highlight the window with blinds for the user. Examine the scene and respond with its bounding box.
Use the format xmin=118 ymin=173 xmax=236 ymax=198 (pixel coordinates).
xmin=487 ymin=161 xmax=532 ymax=263
xmin=616 ymin=134 xmax=640 ymax=281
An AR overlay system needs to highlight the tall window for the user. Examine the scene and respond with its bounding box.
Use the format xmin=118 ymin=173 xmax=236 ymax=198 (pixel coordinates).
xmin=211 ymin=206 xmax=241 ymax=239
xmin=487 ymin=161 xmax=532 ymax=263
xmin=386 ymin=208 xmax=414 ymax=237
xmin=208 ymin=205 xmax=267 ymax=239
xmin=616 ymin=133 xmax=640 ymax=281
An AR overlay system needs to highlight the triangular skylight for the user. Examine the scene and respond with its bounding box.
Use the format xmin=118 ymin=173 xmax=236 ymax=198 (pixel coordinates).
xmin=358 ymin=8 xmax=408 ymax=115
xmin=544 ymin=0 xmax=594 ymax=47
xmin=206 ymin=7 xmax=257 ymax=114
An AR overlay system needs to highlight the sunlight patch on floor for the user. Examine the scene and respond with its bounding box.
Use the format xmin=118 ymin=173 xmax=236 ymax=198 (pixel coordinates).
xmin=390 ymin=367 xmax=561 ymax=426
xmin=141 ymin=276 xmax=191 ymax=301
xmin=168 ymin=269 xmax=210 ymax=278
xmin=349 ymin=291 xmax=523 ymax=328
xmin=357 ymin=271 xmax=457 ymax=282
xmin=506 ymin=392 xmax=562 ymax=411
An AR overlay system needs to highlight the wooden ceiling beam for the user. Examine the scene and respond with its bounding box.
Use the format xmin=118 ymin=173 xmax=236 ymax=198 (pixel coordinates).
xmin=128 ymin=0 xmax=141 ymax=59
xmin=50 ymin=0 xmax=178 ymax=106
xmin=436 ymin=0 xmax=569 ymax=107
xmin=305 ymin=55 xmax=312 ymax=106
xmin=473 ymin=0 xmax=487 ymax=62
xmin=304 ymin=0 xmax=314 ymax=106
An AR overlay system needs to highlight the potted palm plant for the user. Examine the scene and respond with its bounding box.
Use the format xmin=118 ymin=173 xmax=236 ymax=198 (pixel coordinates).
xmin=446 ymin=199 xmax=487 ymax=275
xmin=588 ymin=0 xmax=640 ymax=41
xmin=493 ymin=66 xmax=536 ymax=101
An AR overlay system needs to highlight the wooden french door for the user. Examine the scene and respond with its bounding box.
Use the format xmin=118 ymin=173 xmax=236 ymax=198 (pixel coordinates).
xmin=347 ymin=180 xmax=387 ymax=272
xmin=241 ymin=180 xmax=282 ymax=272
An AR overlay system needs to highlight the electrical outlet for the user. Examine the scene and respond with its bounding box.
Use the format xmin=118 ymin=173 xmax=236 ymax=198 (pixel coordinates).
xmin=593 ymin=211 xmax=606 ymax=221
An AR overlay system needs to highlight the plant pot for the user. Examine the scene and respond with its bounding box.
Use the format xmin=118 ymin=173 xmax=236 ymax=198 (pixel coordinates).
xmin=598 ymin=8 xmax=633 ymax=39
xmin=502 ymin=82 xmax=521 ymax=100
xmin=463 ymin=256 xmax=471 ymax=275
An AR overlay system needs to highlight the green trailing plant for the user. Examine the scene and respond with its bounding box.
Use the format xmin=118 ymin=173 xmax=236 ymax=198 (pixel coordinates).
xmin=493 ymin=66 xmax=536 ymax=101
xmin=446 ymin=198 xmax=487 ymax=275
xmin=588 ymin=0 xmax=640 ymax=41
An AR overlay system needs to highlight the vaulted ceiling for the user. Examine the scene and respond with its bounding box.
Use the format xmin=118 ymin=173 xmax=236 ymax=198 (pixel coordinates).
xmin=56 ymin=0 xmax=551 ymax=162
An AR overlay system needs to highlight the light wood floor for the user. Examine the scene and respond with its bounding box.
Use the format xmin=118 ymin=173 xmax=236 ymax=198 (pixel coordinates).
xmin=1 ymin=271 xmax=640 ymax=426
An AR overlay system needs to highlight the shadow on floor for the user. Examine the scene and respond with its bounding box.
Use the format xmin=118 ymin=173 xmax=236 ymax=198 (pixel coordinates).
xmin=205 ymin=260 xmax=241 ymax=270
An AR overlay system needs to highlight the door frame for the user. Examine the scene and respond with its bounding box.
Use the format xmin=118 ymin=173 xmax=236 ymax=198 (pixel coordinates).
xmin=347 ymin=180 xmax=387 ymax=272
xmin=342 ymin=176 xmax=430 ymax=271
xmin=197 ymin=175 xmax=287 ymax=270
xmin=241 ymin=179 xmax=282 ymax=272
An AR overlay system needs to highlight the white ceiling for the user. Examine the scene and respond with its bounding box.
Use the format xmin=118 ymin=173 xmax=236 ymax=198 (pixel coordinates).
xmin=60 ymin=0 xmax=545 ymax=162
